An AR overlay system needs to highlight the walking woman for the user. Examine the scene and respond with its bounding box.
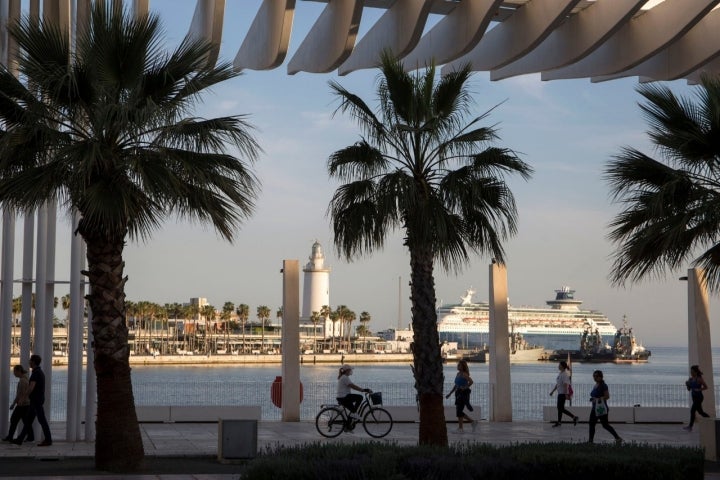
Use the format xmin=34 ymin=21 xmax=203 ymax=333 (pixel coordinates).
xmin=549 ymin=360 xmax=578 ymax=427
xmin=2 ymin=365 xmax=33 ymax=442
xmin=446 ymin=359 xmax=477 ymax=433
xmin=588 ymin=370 xmax=623 ymax=444
xmin=684 ymin=365 xmax=710 ymax=431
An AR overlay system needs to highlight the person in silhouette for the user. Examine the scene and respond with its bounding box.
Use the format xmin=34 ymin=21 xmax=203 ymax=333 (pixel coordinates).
xmin=549 ymin=360 xmax=578 ymax=427
xmin=446 ymin=359 xmax=477 ymax=433
xmin=683 ymin=365 xmax=710 ymax=432
xmin=3 ymin=365 xmax=33 ymax=442
xmin=588 ymin=370 xmax=622 ymax=445
xmin=13 ymin=355 xmax=52 ymax=446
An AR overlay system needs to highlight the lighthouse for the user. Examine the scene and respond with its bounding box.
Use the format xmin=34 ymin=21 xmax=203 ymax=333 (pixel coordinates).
xmin=302 ymin=241 xmax=331 ymax=335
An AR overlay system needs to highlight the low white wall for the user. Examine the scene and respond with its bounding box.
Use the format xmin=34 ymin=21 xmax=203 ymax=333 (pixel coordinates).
xmin=384 ymin=405 xmax=481 ymax=423
xmin=542 ymin=406 xmax=687 ymax=424
xmin=136 ymin=405 xmax=261 ymax=423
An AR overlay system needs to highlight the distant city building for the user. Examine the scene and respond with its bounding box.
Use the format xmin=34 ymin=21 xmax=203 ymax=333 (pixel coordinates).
xmin=301 ymin=241 xmax=331 ymax=335
xmin=189 ymin=297 xmax=209 ymax=326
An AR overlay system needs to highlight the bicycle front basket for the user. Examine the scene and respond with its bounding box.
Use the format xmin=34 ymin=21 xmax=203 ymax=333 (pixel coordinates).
xmin=370 ymin=392 xmax=383 ymax=405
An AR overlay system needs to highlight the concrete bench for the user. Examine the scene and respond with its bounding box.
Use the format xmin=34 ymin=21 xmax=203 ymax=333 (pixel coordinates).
xmin=542 ymin=405 xmax=635 ymax=423
xmin=136 ymin=405 xmax=261 ymax=423
xmin=383 ymin=406 xmax=482 ymax=423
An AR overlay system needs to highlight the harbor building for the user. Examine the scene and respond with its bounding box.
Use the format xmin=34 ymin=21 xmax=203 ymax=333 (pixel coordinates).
xmin=301 ymin=241 xmax=331 ymax=336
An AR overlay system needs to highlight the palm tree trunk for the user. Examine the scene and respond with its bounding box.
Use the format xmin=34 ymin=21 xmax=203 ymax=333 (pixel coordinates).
xmin=84 ymin=232 xmax=144 ymax=471
xmin=409 ymin=246 xmax=447 ymax=446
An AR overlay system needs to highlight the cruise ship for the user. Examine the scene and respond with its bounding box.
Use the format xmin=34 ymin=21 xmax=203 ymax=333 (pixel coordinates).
xmin=436 ymin=287 xmax=618 ymax=351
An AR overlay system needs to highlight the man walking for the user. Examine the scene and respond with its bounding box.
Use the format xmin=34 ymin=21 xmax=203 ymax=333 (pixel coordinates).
xmin=13 ymin=355 xmax=52 ymax=446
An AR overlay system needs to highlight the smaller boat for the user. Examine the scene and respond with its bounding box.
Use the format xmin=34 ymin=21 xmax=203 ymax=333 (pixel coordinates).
xmin=461 ymin=330 xmax=548 ymax=363
xmin=546 ymin=317 xmax=651 ymax=363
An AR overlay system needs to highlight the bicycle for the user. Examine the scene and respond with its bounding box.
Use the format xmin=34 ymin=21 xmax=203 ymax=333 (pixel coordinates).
xmin=315 ymin=391 xmax=393 ymax=438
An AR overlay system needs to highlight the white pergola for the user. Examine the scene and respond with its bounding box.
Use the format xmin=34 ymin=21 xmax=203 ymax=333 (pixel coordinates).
xmin=0 ymin=0 xmax=716 ymax=445
xmin=228 ymin=0 xmax=720 ymax=83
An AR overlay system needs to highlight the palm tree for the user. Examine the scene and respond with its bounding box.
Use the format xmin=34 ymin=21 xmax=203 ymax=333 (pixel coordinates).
xmin=329 ymin=310 xmax=340 ymax=352
xmin=202 ymin=304 xmax=216 ymax=354
xmin=327 ymin=52 xmax=531 ymax=445
xmin=236 ymin=303 xmax=250 ymax=353
xmin=0 ymin=5 xmax=260 ymax=471
xmin=310 ymin=311 xmax=321 ymax=352
xmin=360 ymin=311 xmax=371 ymax=352
xmin=345 ymin=309 xmax=356 ymax=350
xmin=257 ymin=305 xmax=271 ymax=353
xmin=320 ymin=304 xmax=331 ymax=347
xmin=605 ymin=76 xmax=720 ymax=293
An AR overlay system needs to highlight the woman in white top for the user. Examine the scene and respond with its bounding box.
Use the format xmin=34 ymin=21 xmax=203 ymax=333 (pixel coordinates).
xmin=549 ymin=360 xmax=578 ymax=427
xmin=336 ymin=364 xmax=371 ymax=418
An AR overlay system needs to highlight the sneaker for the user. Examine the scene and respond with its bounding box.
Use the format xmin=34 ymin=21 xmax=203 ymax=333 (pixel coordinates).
xmin=344 ymin=427 xmax=355 ymax=434
xmin=573 ymin=416 xmax=579 ymax=426
xmin=551 ymin=422 xmax=561 ymax=428
xmin=471 ymin=420 xmax=478 ymax=432
xmin=615 ymin=438 xmax=623 ymax=445
xmin=11 ymin=439 xmax=22 ymax=446
xmin=452 ymin=428 xmax=464 ymax=434
xmin=37 ymin=441 xmax=52 ymax=447
xmin=1 ymin=436 xmax=10 ymax=442
xmin=683 ymin=426 xmax=692 ymax=432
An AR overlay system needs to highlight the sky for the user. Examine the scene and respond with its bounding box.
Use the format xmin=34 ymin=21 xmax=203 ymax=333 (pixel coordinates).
xmin=24 ymin=1 xmax=716 ymax=347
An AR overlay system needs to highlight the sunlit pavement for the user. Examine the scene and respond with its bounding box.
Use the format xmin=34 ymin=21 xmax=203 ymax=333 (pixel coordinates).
xmin=0 ymin=420 xmax=716 ymax=479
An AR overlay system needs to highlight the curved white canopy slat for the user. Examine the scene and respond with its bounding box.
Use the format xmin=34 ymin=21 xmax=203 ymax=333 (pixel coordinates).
xmin=591 ymin=8 xmax=720 ymax=83
xmin=189 ymin=0 xmax=225 ymax=68
xmin=542 ymin=0 xmax=719 ymax=80
xmin=401 ymin=0 xmax=502 ymax=70
xmin=234 ymin=0 xmax=295 ymax=71
xmin=287 ymin=0 xmax=363 ymax=75
xmin=442 ymin=0 xmax=580 ymax=75
xmin=491 ymin=0 xmax=644 ymax=81
xmin=338 ymin=0 xmax=433 ymax=75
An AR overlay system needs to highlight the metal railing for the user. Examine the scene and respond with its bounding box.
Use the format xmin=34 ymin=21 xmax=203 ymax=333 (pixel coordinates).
xmin=44 ymin=381 xmax=714 ymax=422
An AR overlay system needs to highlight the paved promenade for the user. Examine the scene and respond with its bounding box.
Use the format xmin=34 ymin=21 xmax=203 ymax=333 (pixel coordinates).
xmin=0 ymin=420 xmax=715 ymax=479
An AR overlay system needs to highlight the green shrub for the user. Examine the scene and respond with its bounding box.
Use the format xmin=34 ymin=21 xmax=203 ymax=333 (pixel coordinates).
xmin=243 ymin=442 xmax=704 ymax=480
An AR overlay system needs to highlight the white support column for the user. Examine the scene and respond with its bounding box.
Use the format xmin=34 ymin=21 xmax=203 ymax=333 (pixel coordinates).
xmin=281 ymin=260 xmax=300 ymax=421
xmin=687 ymin=268 xmax=715 ymax=416
xmin=34 ymin=205 xmax=48 ymax=364
xmin=66 ymin=212 xmax=85 ymax=441
xmin=20 ymin=214 xmax=34 ymax=363
xmin=84 ymin=302 xmax=96 ymax=441
xmin=0 ymin=210 xmax=15 ymax=434
xmin=43 ymin=200 xmax=57 ymax=418
xmin=488 ymin=262 xmax=512 ymax=422
xmin=687 ymin=268 xmax=716 ymax=462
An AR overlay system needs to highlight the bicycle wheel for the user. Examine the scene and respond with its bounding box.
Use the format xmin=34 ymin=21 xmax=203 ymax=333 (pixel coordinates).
xmin=316 ymin=407 xmax=345 ymax=438
xmin=362 ymin=407 xmax=393 ymax=438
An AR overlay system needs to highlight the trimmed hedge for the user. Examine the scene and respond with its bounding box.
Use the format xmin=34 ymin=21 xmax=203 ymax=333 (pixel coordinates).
xmin=243 ymin=442 xmax=704 ymax=480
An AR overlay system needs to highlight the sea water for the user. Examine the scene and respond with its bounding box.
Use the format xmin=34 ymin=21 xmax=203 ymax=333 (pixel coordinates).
xmin=37 ymin=346 xmax=720 ymax=421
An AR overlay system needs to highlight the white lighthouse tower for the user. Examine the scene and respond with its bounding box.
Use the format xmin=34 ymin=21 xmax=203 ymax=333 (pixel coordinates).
xmin=302 ymin=241 xmax=331 ymax=335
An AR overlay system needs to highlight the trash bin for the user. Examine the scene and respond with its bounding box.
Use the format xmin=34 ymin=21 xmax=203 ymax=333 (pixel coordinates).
xmin=218 ymin=419 xmax=257 ymax=462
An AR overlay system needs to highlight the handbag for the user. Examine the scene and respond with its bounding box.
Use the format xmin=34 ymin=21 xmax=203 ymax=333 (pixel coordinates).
xmin=594 ymin=399 xmax=607 ymax=417
xmin=567 ymin=384 xmax=574 ymax=398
